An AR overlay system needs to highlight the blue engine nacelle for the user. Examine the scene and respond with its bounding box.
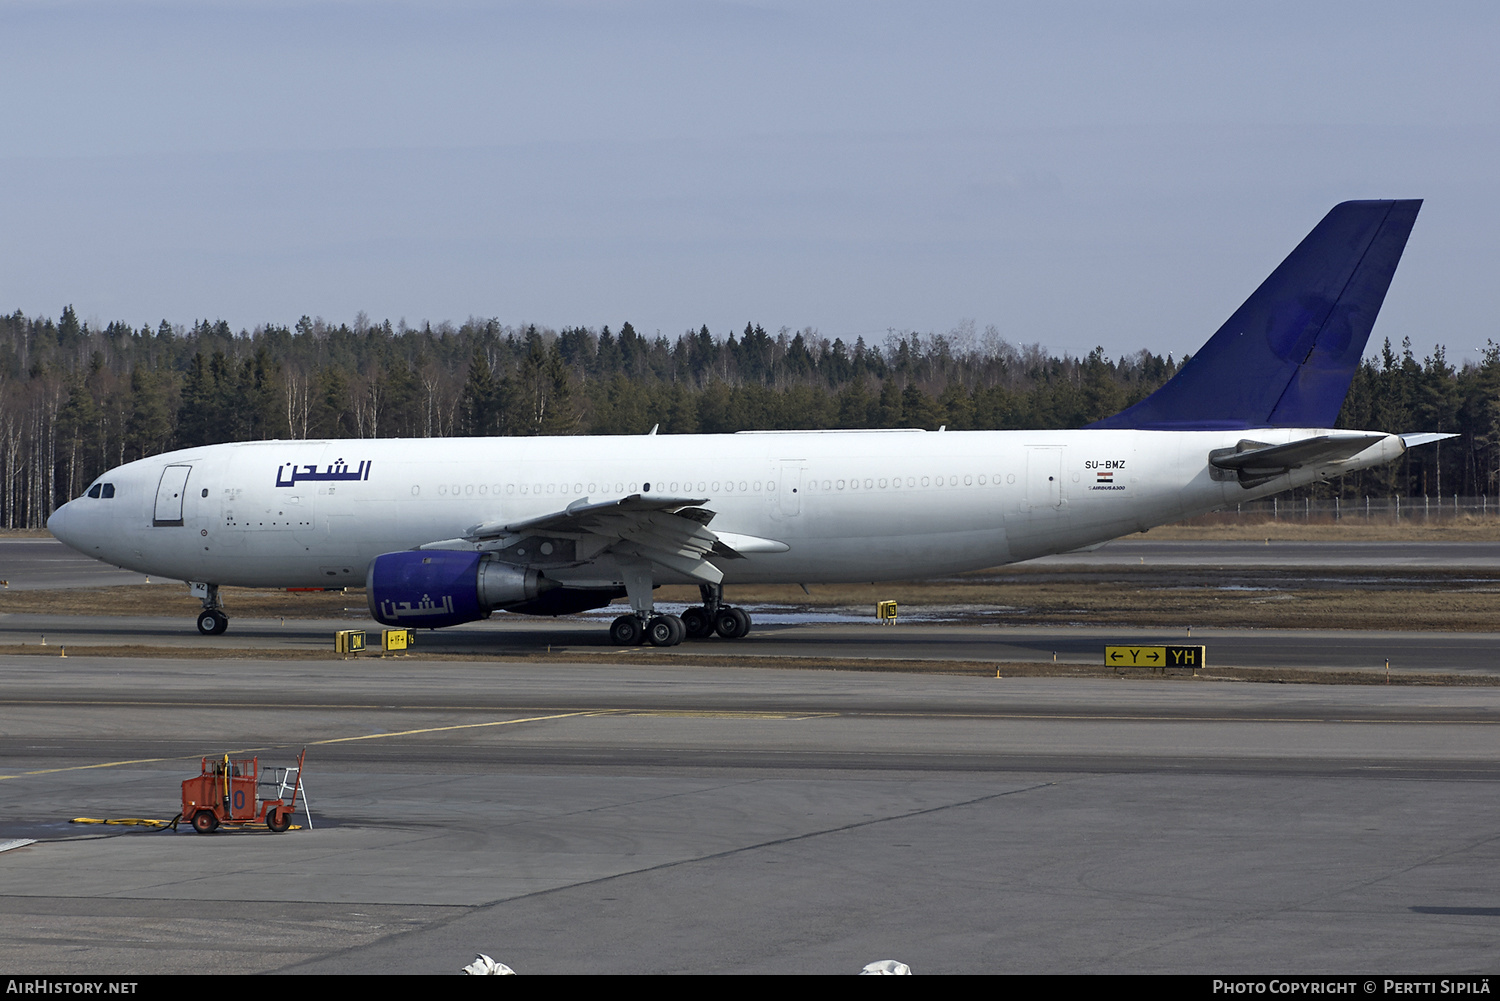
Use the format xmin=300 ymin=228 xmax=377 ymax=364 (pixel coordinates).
xmin=367 ymin=550 xmax=554 ymax=628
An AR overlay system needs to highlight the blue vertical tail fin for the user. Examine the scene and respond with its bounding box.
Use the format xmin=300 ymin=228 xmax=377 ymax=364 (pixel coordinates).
xmin=1090 ymin=199 xmax=1422 ymax=430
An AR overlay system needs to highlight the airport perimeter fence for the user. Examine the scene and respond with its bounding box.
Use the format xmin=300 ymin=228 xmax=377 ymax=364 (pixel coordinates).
xmin=1187 ymin=495 xmax=1500 ymax=525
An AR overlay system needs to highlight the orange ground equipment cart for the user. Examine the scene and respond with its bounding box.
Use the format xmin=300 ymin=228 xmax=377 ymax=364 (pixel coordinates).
xmin=180 ymin=748 xmax=306 ymax=834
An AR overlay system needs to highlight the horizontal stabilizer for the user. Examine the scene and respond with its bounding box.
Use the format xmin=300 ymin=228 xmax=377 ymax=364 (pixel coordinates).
xmin=1209 ymin=434 xmax=1392 ymax=486
xmin=1092 ymin=200 xmax=1422 ymax=430
xmin=1399 ymin=432 xmax=1459 ymax=449
xmin=1210 ymin=434 xmax=1389 ymax=474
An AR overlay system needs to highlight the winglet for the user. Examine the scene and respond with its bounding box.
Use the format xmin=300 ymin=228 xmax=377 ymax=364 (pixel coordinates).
xmin=1091 ymin=200 xmax=1422 ymax=430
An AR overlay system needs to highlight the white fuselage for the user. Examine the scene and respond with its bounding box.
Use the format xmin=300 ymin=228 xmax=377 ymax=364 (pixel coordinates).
xmin=47 ymin=428 xmax=1404 ymax=592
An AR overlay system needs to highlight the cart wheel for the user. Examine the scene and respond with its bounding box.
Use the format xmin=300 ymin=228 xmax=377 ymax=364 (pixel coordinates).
xmin=266 ymin=809 xmax=291 ymax=833
xmin=192 ymin=810 xmax=218 ymax=834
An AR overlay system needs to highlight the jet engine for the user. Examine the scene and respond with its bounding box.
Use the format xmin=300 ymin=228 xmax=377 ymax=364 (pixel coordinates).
xmin=367 ymin=550 xmax=557 ymax=628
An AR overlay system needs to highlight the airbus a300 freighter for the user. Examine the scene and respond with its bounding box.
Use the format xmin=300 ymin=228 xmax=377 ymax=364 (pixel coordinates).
xmin=49 ymin=200 xmax=1444 ymax=646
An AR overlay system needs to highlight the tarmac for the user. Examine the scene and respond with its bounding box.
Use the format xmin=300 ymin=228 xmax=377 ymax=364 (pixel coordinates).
xmin=1 ymin=537 xmax=1498 ymax=974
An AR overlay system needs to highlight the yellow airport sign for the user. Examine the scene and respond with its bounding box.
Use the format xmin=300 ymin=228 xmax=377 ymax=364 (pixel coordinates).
xmin=335 ymin=629 xmax=366 ymax=655
xmin=1104 ymin=645 xmax=1205 ymax=669
xmin=877 ymin=600 xmax=898 ymax=623
xmin=382 ymin=628 xmax=413 ymax=652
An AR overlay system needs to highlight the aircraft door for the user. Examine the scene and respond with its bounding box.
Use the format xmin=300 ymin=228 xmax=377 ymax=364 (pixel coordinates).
xmin=1025 ymin=447 xmax=1063 ymax=510
xmin=775 ymin=461 xmax=804 ymax=519
xmin=153 ymin=465 xmax=192 ymax=526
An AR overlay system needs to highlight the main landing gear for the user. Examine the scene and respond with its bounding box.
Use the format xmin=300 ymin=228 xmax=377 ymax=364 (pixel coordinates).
xmin=680 ymin=604 xmax=750 ymax=640
xmin=608 ymin=583 xmax=751 ymax=646
xmin=194 ymin=583 xmax=229 ymax=635
xmin=609 ymin=612 xmax=685 ymax=647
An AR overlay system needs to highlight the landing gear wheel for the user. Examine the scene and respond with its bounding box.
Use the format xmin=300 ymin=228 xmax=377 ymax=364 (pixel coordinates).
xmin=196 ymin=609 xmax=228 ymax=636
xmin=610 ymin=614 xmax=644 ymax=646
xmin=266 ymin=809 xmax=291 ymax=833
xmin=192 ymin=810 xmax=219 ymax=834
xmin=713 ymin=606 xmax=751 ymax=639
xmin=681 ymin=606 xmax=714 ymax=639
xmin=647 ymin=614 xmax=684 ymax=647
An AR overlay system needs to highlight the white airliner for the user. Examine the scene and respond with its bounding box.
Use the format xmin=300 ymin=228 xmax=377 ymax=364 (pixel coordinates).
xmin=47 ymin=200 xmax=1444 ymax=646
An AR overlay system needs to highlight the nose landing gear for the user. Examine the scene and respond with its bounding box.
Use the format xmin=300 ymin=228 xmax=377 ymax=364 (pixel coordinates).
xmin=196 ymin=608 xmax=229 ymax=635
xmin=192 ymin=582 xmax=229 ymax=635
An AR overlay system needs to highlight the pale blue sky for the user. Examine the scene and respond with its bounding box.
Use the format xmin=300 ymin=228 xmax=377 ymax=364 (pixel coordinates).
xmin=2 ymin=1 xmax=1495 ymax=362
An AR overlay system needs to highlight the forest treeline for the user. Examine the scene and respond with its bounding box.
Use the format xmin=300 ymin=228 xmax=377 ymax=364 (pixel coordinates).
xmin=1 ymin=306 xmax=1494 ymax=528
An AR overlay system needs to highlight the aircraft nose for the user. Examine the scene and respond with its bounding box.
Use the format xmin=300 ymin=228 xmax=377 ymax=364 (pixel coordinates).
xmin=47 ymin=501 xmax=74 ymax=545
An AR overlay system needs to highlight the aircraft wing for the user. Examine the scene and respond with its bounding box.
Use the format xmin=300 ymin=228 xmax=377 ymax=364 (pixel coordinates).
xmin=424 ymin=494 xmax=772 ymax=586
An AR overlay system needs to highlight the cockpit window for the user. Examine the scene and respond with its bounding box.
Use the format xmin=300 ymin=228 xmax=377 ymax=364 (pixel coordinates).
xmin=86 ymin=483 xmax=116 ymax=499
xmin=102 ymin=483 xmax=115 ymax=498
xmin=87 ymin=484 xmax=101 ymax=499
